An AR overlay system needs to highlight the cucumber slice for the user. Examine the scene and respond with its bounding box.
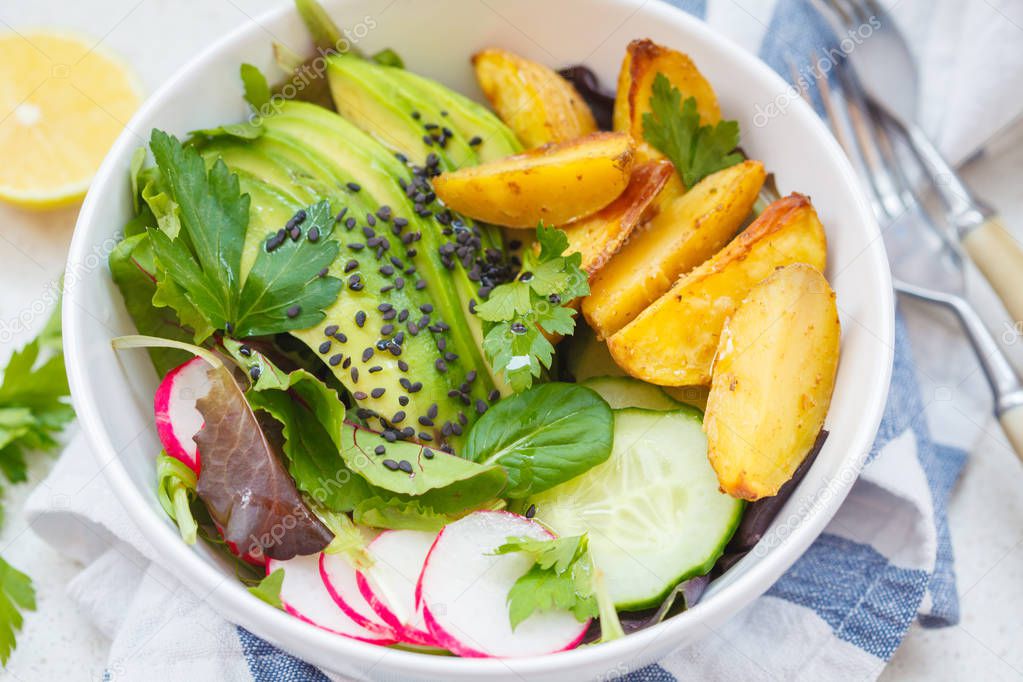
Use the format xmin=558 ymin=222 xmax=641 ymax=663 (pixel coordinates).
xmin=581 ymin=376 xmax=690 ymax=412
xmin=527 ymin=408 xmax=743 ymax=610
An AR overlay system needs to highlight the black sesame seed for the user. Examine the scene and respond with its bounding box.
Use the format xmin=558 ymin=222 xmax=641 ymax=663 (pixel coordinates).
xmin=345 ymin=259 xmax=359 ymax=273
xmin=345 ymin=217 xmax=357 ymax=230
xmin=348 ymin=275 xmax=363 ymax=291
xmin=308 ymin=227 xmax=320 ymax=242
xmin=286 ymin=305 xmax=301 ymax=318
xmin=342 ymin=357 xmax=352 ymax=369
xmin=401 ymin=426 xmax=416 ymax=438
xmin=469 ymin=135 xmax=482 ymax=146
xmin=334 ymin=332 xmax=347 ymax=343
xmin=367 ymin=214 xmax=377 ymax=227
xmin=398 ymin=395 xmax=410 ymax=406
xmin=466 ymin=370 xmax=477 ymax=383
xmin=328 ymin=353 xmax=342 ymax=366
xmin=348 ymin=242 xmax=365 ymax=251
xmin=392 ymin=410 xmax=406 ymax=423
xmin=351 ymin=367 xmax=359 ymax=383
xmin=353 ymin=391 xmax=368 ymax=400
xmin=318 ymin=267 xmax=329 ymax=278
xmin=374 ymin=445 xmax=386 ymax=455
xmin=435 ymin=358 xmax=447 ymax=372
xmin=410 ymin=381 xmax=423 ymax=392
xmin=458 ymin=412 xmax=468 ymax=425
xmin=398 ymin=460 xmax=413 ymax=474
xmin=475 ymin=399 xmax=488 ymax=414
xmin=510 ymin=322 xmax=528 ymax=334
xmin=411 ymin=110 xmax=421 ymax=119
xmin=389 ymin=345 xmax=402 ymax=357
xmin=335 ymin=207 xmax=348 ymax=222
xmin=400 ymin=377 xmax=413 ymax=390
xmin=347 ymin=181 xmax=362 ymax=192
xmin=362 ymin=348 xmax=374 ymax=362
xmin=525 ymin=504 xmax=536 ymax=519
xmin=419 ymin=416 xmax=434 ymax=427
xmin=249 ymin=366 xmax=261 ymax=381
xmin=356 ymin=408 xmax=373 ymax=420
xmin=488 ymin=389 xmax=501 ymax=402
xmin=383 ymin=458 xmax=400 ymax=471
xmin=441 ymin=422 xmax=453 ymax=437
xmin=423 ymin=448 xmax=435 ymax=459
xmin=451 ymin=422 xmax=463 ymax=436
xmin=380 ymin=264 xmax=394 ymax=276
xmin=371 ymin=387 xmax=386 ymax=399
xmin=419 ymin=432 xmax=434 ymax=441
xmin=381 ymin=323 xmax=395 ymax=335
xmin=355 ymin=311 xmax=367 ymax=327
xmin=383 ymin=431 xmax=398 ymax=443
xmin=318 ymin=341 xmax=332 ymax=354
xmin=415 ymin=280 xmax=427 ymax=290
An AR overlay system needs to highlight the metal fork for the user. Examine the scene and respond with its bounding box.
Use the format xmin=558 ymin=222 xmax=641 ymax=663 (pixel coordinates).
xmin=813 ymin=0 xmax=1023 ymax=326
xmin=793 ymin=56 xmax=1023 ymax=462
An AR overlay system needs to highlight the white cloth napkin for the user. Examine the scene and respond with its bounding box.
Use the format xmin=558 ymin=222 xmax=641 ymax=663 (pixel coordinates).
xmin=22 ymin=1 xmax=1023 ymax=680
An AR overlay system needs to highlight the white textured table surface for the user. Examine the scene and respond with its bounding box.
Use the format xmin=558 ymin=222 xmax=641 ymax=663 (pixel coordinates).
xmin=1 ymin=1 xmax=1022 ymax=680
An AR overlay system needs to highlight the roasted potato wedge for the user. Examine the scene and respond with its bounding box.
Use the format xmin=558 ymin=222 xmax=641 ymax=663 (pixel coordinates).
xmin=583 ymin=160 xmax=766 ymax=338
xmin=614 ymin=39 xmax=721 ymax=160
xmin=432 ymin=131 xmax=635 ymax=228
xmin=705 ymin=264 xmax=840 ymax=500
xmin=606 ymin=193 xmax=828 ymax=386
xmin=561 ymin=160 xmax=674 ymax=277
xmin=473 ymin=48 xmax=598 ymax=148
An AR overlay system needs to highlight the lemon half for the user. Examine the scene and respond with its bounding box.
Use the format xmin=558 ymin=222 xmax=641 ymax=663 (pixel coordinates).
xmin=0 ymin=31 xmax=143 ymax=208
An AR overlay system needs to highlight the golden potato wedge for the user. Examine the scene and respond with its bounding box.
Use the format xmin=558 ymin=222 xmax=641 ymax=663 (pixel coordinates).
xmin=473 ymin=48 xmax=598 ymax=148
xmin=432 ymin=131 xmax=635 ymax=228
xmin=561 ymin=160 xmax=674 ymax=277
xmin=583 ymin=160 xmax=766 ymax=338
xmin=606 ymin=193 xmax=828 ymax=386
xmin=705 ymin=264 xmax=840 ymax=500
xmin=614 ymin=39 xmax=721 ymax=161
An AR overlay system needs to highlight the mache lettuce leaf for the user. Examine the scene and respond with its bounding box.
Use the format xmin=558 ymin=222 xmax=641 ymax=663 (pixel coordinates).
xmin=463 ymin=383 xmax=613 ymax=498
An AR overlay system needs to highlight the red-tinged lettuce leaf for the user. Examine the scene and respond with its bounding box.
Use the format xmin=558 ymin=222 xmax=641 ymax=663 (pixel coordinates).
xmin=193 ymin=363 xmax=333 ymax=560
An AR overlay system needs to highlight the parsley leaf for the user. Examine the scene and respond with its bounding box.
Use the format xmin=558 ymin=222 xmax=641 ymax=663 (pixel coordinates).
xmin=477 ymin=225 xmax=589 ymax=392
xmin=239 ymin=64 xmax=271 ymax=111
xmin=0 ymin=303 xmax=72 ymax=663
xmin=146 ymin=130 xmax=342 ymax=340
xmin=0 ymin=307 xmax=73 ymax=494
xmin=493 ymin=535 xmax=598 ymax=629
xmin=248 ymin=568 xmax=284 ymax=609
xmin=642 ymin=73 xmax=743 ymax=187
xmin=0 ymin=556 xmax=35 ymax=664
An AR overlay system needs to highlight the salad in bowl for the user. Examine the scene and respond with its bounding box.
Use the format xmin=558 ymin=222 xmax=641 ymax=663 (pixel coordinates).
xmin=103 ymin=0 xmax=845 ymax=662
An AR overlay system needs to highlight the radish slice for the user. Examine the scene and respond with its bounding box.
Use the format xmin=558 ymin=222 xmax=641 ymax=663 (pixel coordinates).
xmin=356 ymin=530 xmax=437 ymax=645
xmin=320 ymin=551 xmax=396 ymax=637
xmin=417 ymin=510 xmax=590 ymax=658
xmin=268 ymin=554 xmax=395 ymax=644
xmin=154 ymin=356 xmax=209 ymax=473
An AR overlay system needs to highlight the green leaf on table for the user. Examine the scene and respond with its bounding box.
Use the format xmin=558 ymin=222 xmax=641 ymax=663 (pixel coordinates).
xmin=463 ymin=382 xmax=613 ymax=498
xmin=0 ymin=305 xmax=74 ymax=492
xmin=248 ymin=568 xmax=284 ymax=610
xmin=0 ymin=555 xmax=35 ymax=664
xmin=642 ymin=72 xmax=743 ymax=187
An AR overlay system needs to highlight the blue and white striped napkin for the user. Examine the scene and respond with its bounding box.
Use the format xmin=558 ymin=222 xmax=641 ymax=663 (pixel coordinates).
xmin=26 ymin=0 xmax=1023 ymax=679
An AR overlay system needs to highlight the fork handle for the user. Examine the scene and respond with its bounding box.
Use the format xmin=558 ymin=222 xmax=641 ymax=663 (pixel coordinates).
xmin=998 ymin=403 xmax=1023 ymax=464
xmin=962 ymin=214 xmax=1023 ymax=325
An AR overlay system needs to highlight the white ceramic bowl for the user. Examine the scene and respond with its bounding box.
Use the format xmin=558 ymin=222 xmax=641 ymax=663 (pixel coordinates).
xmin=64 ymin=0 xmax=894 ymax=679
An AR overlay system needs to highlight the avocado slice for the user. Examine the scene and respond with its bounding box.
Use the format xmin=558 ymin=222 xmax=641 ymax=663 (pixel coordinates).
xmin=195 ymin=102 xmax=502 ymax=450
xmin=325 ymin=53 xmax=521 ymax=168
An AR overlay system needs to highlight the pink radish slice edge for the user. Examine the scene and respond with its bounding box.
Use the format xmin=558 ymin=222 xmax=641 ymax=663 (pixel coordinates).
xmin=153 ymin=356 xmax=208 ymax=474
xmin=417 ymin=510 xmax=590 ymax=658
xmin=267 ymin=555 xmax=395 ymax=645
xmin=356 ymin=530 xmax=437 ymax=646
xmin=319 ymin=552 xmax=397 ymax=638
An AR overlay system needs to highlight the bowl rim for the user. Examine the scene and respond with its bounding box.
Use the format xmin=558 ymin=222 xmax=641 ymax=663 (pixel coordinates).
xmin=63 ymin=0 xmax=894 ymax=676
